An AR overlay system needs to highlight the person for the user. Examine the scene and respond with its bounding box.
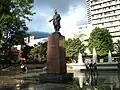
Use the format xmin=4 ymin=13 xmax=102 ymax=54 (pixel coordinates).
xmin=89 ymin=60 xmax=93 ymax=75
xmin=85 ymin=63 xmax=89 ymax=71
xmin=49 ymin=10 xmax=61 ymax=32
xmin=93 ymin=62 xmax=98 ymax=75
xmin=21 ymin=64 xmax=28 ymax=73
xmin=90 ymin=74 xmax=98 ymax=89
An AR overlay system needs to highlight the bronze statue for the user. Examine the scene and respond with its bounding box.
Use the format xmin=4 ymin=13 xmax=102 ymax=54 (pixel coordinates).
xmin=49 ymin=10 xmax=61 ymax=32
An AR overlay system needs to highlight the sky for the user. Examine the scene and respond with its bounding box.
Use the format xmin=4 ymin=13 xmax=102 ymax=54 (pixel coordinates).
xmin=27 ymin=0 xmax=88 ymax=38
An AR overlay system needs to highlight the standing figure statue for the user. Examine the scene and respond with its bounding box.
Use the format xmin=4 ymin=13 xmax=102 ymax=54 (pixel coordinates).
xmin=49 ymin=10 xmax=61 ymax=32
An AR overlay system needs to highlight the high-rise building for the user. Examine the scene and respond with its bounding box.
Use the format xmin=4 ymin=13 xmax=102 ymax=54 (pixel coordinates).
xmin=86 ymin=0 xmax=120 ymax=42
xmin=86 ymin=0 xmax=92 ymax=24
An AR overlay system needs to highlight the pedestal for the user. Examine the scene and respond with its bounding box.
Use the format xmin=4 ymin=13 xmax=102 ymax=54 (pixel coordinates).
xmin=39 ymin=32 xmax=73 ymax=82
xmin=47 ymin=32 xmax=66 ymax=74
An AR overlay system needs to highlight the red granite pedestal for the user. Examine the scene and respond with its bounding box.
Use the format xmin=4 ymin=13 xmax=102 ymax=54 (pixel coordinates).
xmin=47 ymin=32 xmax=66 ymax=74
xmin=39 ymin=32 xmax=73 ymax=82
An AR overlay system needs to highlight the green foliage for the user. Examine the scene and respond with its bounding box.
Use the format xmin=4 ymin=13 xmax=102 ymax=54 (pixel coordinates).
xmin=65 ymin=38 xmax=86 ymax=61
xmin=28 ymin=42 xmax=47 ymax=63
xmin=114 ymin=40 xmax=120 ymax=54
xmin=88 ymin=27 xmax=113 ymax=56
xmin=0 ymin=0 xmax=34 ymax=46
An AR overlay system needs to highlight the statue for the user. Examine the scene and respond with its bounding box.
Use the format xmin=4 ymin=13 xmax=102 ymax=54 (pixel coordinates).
xmin=49 ymin=10 xmax=61 ymax=32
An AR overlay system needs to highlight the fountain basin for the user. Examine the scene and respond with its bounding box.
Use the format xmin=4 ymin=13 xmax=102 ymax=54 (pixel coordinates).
xmin=67 ymin=62 xmax=118 ymax=72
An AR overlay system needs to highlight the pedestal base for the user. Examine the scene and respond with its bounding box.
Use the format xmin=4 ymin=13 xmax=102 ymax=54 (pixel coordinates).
xmin=39 ymin=73 xmax=73 ymax=83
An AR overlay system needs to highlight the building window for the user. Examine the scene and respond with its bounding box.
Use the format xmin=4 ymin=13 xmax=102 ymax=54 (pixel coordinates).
xmin=108 ymin=6 xmax=111 ymax=9
xmin=114 ymin=5 xmax=117 ymax=8
xmin=109 ymin=1 xmax=111 ymax=4
xmin=104 ymin=12 xmax=107 ymax=15
xmin=79 ymin=27 xmax=82 ymax=29
xmin=110 ymin=22 xmax=113 ymax=24
xmin=104 ymin=2 xmax=107 ymax=5
xmin=94 ymin=0 xmax=97 ymax=2
xmin=115 ymin=15 xmax=117 ymax=18
xmin=102 ymin=23 xmax=104 ymax=26
xmin=108 ymin=11 xmax=110 ymax=14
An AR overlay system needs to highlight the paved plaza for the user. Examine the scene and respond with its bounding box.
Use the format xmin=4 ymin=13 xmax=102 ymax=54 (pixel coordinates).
xmin=0 ymin=65 xmax=120 ymax=90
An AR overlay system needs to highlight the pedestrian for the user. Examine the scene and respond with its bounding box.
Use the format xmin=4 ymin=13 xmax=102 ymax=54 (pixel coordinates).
xmin=89 ymin=60 xmax=93 ymax=75
xmin=21 ymin=64 xmax=28 ymax=73
xmin=93 ymin=62 xmax=98 ymax=75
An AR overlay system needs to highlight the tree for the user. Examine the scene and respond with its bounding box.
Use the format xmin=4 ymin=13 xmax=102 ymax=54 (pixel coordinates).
xmin=65 ymin=38 xmax=86 ymax=61
xmin=88 ymin=27 xmax=113 ymax=56
xmin=28 ymin=42 xmax=48 ymax=63
xmin=0 ymin=0 xmax=34 ymax=63
xmin=114 ymin=40 xmax=120 ymax=54
xmin=0 ymin=0 xmax=34 ymax=48
xmin=21 ymin=43 xmax=33 ymax=62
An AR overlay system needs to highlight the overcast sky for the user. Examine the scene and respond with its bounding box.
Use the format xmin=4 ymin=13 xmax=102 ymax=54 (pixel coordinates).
xmin=27 ymin=0 xmax=87 ymax=37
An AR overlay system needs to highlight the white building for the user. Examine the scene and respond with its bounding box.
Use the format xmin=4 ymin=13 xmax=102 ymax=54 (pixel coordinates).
xmin=78 ymin=24 xmax=93 ymax=40
xmin=24 ymin=36 xmax=48 ymax=46
xmin=78 ymin=24 xmax=93 ymax=54
xmin=14 ymin=36 xmax=48 ymax=50
xmin=86 ymin=0 xmax=120 ymax=42
xmin=86 ymin=0 xmax=92 ymax=24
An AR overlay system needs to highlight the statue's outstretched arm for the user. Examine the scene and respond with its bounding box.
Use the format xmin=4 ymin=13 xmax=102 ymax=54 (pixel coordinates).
xmin=49 ymin=18 xmax=53 ymax=22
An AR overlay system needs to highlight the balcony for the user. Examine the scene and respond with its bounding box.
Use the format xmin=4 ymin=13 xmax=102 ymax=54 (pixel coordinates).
xmin=91 ymin=0 xmax=115 ymax=6
xmin=111 ymin=32 xmax=120 ymax=38
xmin=91 ymin=6 xmax=120 ymax=15
xmin=91 ymin=1 xmax=120 ymax=10
xmin=92 ymin=12 xmax=120 ymax=20
xmin=92 ymin=22 xmax=120 ymax=28
xmin=109 ymin=29 xmax=120 ymax=33
xmin=105 ymin=22 xmax=119 ymax=27
xmin=92 ymin=17 xmax=120 ymax=24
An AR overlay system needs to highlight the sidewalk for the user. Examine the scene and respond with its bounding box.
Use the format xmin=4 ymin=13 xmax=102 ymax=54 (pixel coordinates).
xmin=0 ymin=69 xmax=46 ymax=89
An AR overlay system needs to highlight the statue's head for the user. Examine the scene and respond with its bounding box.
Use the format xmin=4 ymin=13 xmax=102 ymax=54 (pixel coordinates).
xmin=54 ymin=10 xmax=57 ymax=14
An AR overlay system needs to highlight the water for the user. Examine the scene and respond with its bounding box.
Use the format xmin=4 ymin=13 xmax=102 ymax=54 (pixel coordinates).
xmin=93 ymin=47 xmax=97 ymax=63
xmin=72 ymin=70 xmax=120 ymax=90
xmin=0 ymin=70 xmax=120 ymax=90
xmin=108 ymin=50 xmax=112 ymax=63
xmin=78 ymin=52 xmax=83 ymax=64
